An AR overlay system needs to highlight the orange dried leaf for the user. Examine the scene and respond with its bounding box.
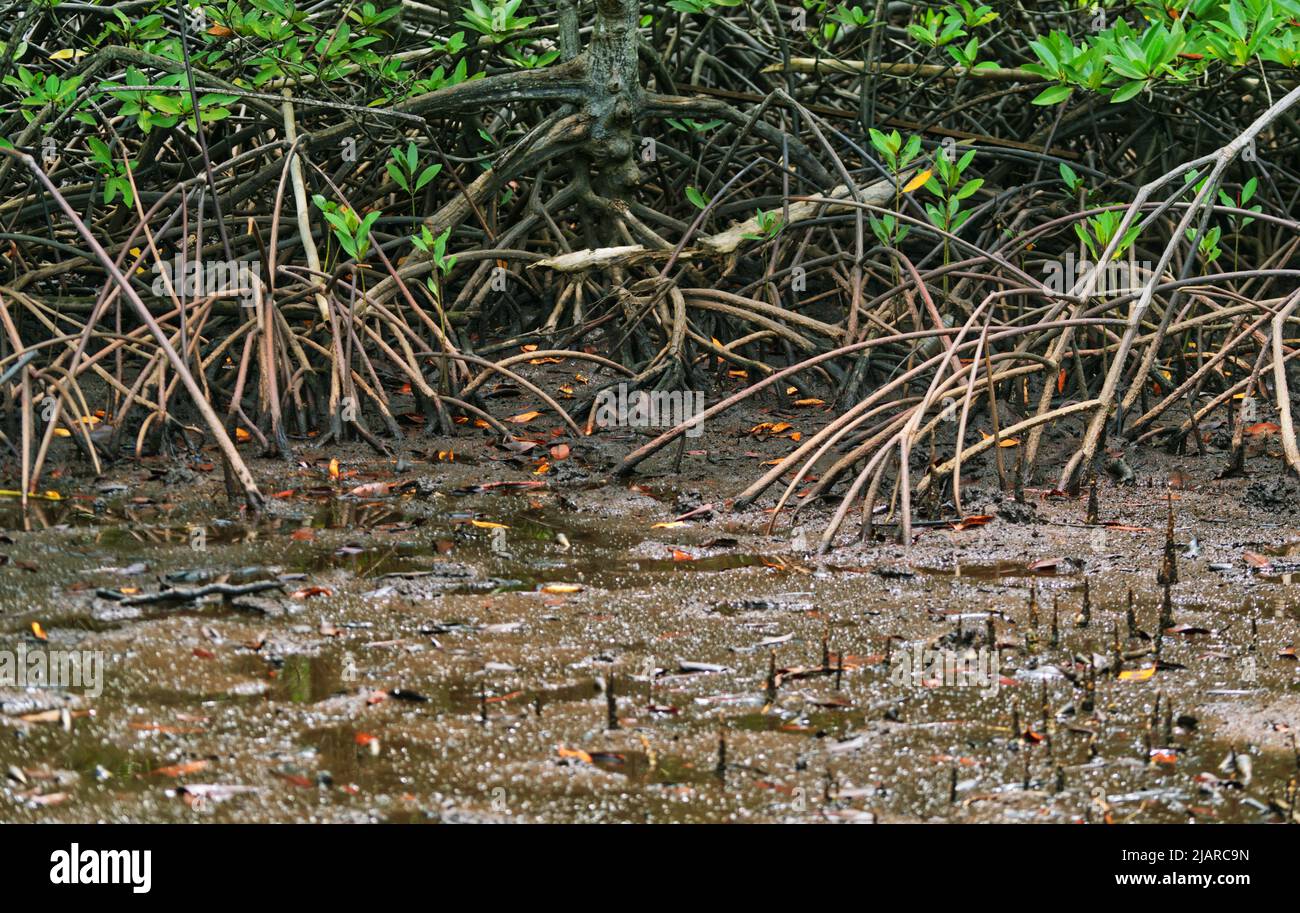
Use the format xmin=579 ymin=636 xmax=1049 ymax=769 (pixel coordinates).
xmin=1245 ymin=421 xmax=1281 ymax=436
xmin=979 ymin=430 xmax=1020 ymax=447
xmin=150 ymin=759 xmax=209 ymax=778
xmin=557 ymin=746 xmax=593 ymax=764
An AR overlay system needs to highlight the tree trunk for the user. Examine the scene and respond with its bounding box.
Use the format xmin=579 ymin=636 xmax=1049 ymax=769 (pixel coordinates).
xmin=580 ymin=0 xmax=643 ymax=202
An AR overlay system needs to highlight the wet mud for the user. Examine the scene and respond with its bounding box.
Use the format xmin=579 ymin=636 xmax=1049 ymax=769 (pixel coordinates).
xmin=2 ymin=413 xmax=1298 ymax=823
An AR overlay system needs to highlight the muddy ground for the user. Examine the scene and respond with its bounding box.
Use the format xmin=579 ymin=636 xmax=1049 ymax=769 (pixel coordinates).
xmin=2 ymin=378 xmax=1299 ymax=823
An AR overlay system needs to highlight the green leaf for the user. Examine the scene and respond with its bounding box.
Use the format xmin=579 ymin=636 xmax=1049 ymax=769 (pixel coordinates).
xmin=900 ymin=135 xmax=922 ymax=166
xmin=386 ymin=160 xmax=409 ymax=191
xmin=1109 ymin=80 xmax=1146 ymax=103
xmin=1028 ymin=39 xmax=1059 ymax=74
xmin=1031 ymin=84 xmax=1073 ymax=106
xmin=415 ymin=163 xmax=442 ymax=190
xmin=1241 ymin=176 xmax=1257 ymax=205
xmin=87 ymin=136 xmax=112 ymax=165
xmin=323 ymin=210 xmax=351 ymax=236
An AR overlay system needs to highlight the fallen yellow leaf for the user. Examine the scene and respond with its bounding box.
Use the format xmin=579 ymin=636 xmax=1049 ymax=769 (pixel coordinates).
xmin=540 ymin=583 xmax=583 ymax=595
xmin=54 ymin=414 xmax=100 ymax=437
